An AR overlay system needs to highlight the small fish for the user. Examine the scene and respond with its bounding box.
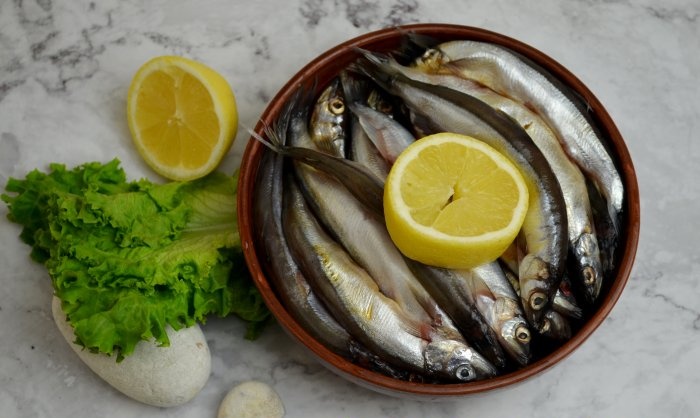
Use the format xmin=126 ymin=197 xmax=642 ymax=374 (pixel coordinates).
xmin=586 ymin=176 xmax=619 ymax=275
xmin=274 ymin=88 xmax=468 ymax=347
xmin=371 ymin=53 xmax=605 ymax=303
xmin=283 ymin=174 xmax=495 ymax=381
xmin=252 ymin=110 xmax=353 ymax=357
xmin=406 ymin=261 xmax=509 ymax=369
xmin=467 ymin=263 xmax=532 ymax=366
xmin=355 ymin=55 xmax=568 ymax=331
xmin=424 ymin=40 xmax=624 ymax=247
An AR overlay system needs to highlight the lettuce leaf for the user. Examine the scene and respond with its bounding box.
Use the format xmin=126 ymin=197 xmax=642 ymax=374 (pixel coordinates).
xmin=2 ymin=159 xmax=270 ymax=360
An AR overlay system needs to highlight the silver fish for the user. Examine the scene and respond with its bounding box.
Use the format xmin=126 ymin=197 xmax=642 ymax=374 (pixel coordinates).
xmin=466 ymin=263 xmax=532 ymax=366
xmin=342 ymin=74 xmax=513 ymax=367
xmin=357 ymin=58 xmax=568 ymax=331
xmin=255 ymin=101 xmax=414 ymax=379
xmin=283 ymin=174 xmax=495 ymax=381
xmin=252 ymin=116 xmax=352 ymax=357
xmin=375 ymin=55 xmax=605 ymax=303
xmin=348 ymin=102 xmax=415 ymax=165
xmin=280 ymin=88 xmax=476 ymax=349
xmin=406 ymin=261 xmax=509 ymax=369
xmin=423 ymin=41 xmax=623 ymax=241
xmin=287 ymin=115 xmax=462 ymax=343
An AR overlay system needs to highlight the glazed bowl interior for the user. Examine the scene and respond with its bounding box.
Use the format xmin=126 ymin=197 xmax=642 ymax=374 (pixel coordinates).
xmin=237 ymin=23 xmax=640 ymax=399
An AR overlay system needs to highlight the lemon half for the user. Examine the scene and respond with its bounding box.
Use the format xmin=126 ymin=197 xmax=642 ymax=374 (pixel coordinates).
xmin=384 ymin=133 xmax=529 ymax=269
xmin=127 ymin=56 xmax=237 ymax=181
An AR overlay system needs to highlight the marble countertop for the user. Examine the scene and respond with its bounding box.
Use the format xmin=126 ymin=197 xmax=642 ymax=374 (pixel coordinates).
xmin=1 ymin=0 xmax=698 ymax=417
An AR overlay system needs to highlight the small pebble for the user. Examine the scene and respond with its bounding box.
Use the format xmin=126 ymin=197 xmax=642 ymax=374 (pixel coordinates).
xmin=218 ymin=381 xmax=285 ymax=418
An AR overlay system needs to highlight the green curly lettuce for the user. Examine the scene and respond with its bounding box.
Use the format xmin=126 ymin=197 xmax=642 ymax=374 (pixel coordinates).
xmin=2 ymin=159 xmax=270 ymax=360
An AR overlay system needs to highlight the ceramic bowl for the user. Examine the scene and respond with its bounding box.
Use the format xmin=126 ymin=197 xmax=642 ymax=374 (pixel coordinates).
xmin=237 ymin=23 xmax=640 ymax=399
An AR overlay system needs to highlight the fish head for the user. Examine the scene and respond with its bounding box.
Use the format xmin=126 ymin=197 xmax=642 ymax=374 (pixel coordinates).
xmin=424 ymin=340 xmax=497 ymax=382
xmin=553 ymin=276 xmax=583 ymax=319
xmin=572 ymin=232 xmax=604 ymax=303
xmin=493 ymin=298 xmax=532 ymax=366
xmin=413 ymin=48 xmax=448 ymax=73
xmin=310 ymin=79 xmax=347 ymax=157
xmin=519 ymin=254 xmax=552 ymax=327
xmin=539 ymin=310 xmax=572 ymax=340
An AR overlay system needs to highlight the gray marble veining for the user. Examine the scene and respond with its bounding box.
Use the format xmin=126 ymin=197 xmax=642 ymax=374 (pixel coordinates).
xmin=1 ymin=0 xmax=699 ymax=417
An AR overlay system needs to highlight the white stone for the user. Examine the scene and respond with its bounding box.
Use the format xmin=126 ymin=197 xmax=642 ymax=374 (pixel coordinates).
xmin=51 ymin=296 xmax=211 ymax=407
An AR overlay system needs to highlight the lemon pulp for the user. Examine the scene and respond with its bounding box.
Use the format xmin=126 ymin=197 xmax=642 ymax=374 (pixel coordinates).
xmin=384 ymin=132 xmax=529 ymax=269
xmin=127 ymin=56 xmax=237 ymax=181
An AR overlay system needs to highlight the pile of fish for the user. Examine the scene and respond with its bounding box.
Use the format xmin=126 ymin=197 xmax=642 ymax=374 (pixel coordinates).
xmin=252 ymin=34 xmax=624 ymax=383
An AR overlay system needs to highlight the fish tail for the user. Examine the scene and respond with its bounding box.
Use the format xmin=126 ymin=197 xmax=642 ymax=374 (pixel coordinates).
xmin=394 ymin=29 xmax=441 ymax=62
xmin=249 ymin=85 xmax=313 ymax=153
xmin=339 ymin=70 xmax=370 ymax=106
xmin=349 ymin=50 xmax=399 ymax=95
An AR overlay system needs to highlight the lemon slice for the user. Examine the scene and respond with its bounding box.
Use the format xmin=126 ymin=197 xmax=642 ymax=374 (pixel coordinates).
xmin=384 ymin=133 xmax=529 ymax=269
xmin=127 ymin=56 xmax=237 ymax=181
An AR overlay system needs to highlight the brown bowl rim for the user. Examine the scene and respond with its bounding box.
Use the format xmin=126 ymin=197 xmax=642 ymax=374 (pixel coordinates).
xmin=237 ymin=23 xmax=640 ymax=398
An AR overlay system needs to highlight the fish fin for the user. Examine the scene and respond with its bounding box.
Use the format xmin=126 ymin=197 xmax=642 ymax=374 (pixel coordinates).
xmin=339 ymin=70 xmax=370 ymax=105
xmin=408 ymin=109 xmax=438 ymax=139
xmin=440 ymin=59 xmax=469 ymax=77
xmin=348 ymin=51 xmax=399 ymax=96
xmin=313 ymin=136 xmax=340 ymax=157
xmin=248 ymin=84 xmax=311 ymax=152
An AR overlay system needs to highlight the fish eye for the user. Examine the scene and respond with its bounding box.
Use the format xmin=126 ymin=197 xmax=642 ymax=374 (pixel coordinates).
xmin=329 ymin=98 xmax=345 ymax=115
xmin=454 ymin=365 xmax=474 ymax=381
xmin=421 ymin=49 xmax=440 ymax=61
xmin=516 ymin=326 xmax=531 ymax=343
xmin=530 ymin=292 xmax=548 ymax=310
xmin=583 ymin=267 xmax=596 ymax=286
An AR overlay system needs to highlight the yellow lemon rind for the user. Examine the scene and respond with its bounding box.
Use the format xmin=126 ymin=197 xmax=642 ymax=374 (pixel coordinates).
xmin=127 ymin=55 xmax=237 ymax=181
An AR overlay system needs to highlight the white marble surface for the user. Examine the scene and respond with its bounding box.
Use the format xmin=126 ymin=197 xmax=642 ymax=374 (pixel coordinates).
xmin=1 ymin=0 xmax=698 ymax=417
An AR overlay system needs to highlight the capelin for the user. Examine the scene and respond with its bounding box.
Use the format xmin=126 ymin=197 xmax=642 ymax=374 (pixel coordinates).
xmin=572 ymin=232 xmax=604 ymax=303
xmin=310 ymin=79 xmax=347 ymax=157
xmin=424 ymin=340 xmax=496 ymax=382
